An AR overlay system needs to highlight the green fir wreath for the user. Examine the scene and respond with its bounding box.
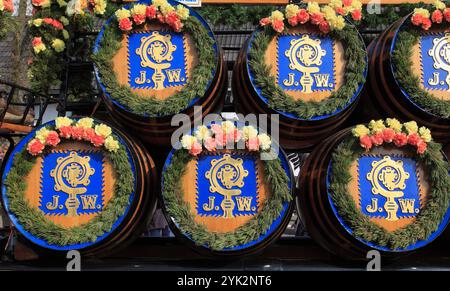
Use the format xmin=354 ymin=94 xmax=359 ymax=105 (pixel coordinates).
xmin=162 ymin=150 xmax=292 ymax=251
xmin=3 ymin=125 xmax=134 ymax=246
xmin=392 ymin=26 xmax=450 ymax=118
xmin=329 ymin=137 xmax=450 ymax=249
xmin=248 ymin=24 xmax=367 ymax=119
xmin=92 ymin=16 xmax=216 ymax=117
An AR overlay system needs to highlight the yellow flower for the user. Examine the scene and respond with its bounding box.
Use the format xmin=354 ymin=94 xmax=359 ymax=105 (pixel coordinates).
xmin=434 ymin=0 xmax=446 ymax=10
xmin=413 ymin=8 xmax=430 ymax=19
xmin=386 ymin=118 xmax=402 ymax=132
xmin=115 ymin=8 xmax=131 ymax=20
xmin=329 ymin=0 xmax=343 ymax=9
xmin=285 ymin=4 xmax=300 ymax=19
xmin=36 ymin=128 xmax=50 ymax=143
xmin=221 ymin=121 xmax=235 ymax=134
xmin=33 ymin=19 xmax=43 ymax=27
xmin=152 ymin=0 xmax=168 ymax=8
xmin=419 ymin=127 xmax=432 ymax=142
xmin=160 ymin=3 xmax=175 ymax=16
xmin=33 ymin=43 xmax=46 ymax=54
xmin=55 ymin=116 xmax=73 ymax=129
xmin=258 ymin=134 xmax=272 ymax=151
xmin=404 ymin=121 xmax=418 ymax=134
xmin=95 ymin=124 xmax=112 ymax=138
xmin=62 ymin=29 xmax=69 ymax=40
xmin=131 ymin=4 xmax=146 ymax=16
xmin=181 ymin=135 xmax=196 ymax=149
xmin=307 ymin=2 xmax=321 ymax=14
xmin=60 ymin=16 xmax=69 ymax=26
xmin=41 ymin=0 xmax=51 ymax=8
xmin=368 ymin=119 xmax=385 ymax=133
xmin=176 ymin=4 xmax=189 ymax=20
xmin=194 ymin=125 xmax=211 ymax=141
xmin=93 ymin=0 xmax=106 ymax=15
xmin=0 ymin=1 xmax=4 ymax=11
xmin=105 ymin=136 xmax=119 ymax=152
xmin=351 ymin=0 xmax=362 ymax=10
xmin=329 ymin=15 xmax=345 ymax=30
xmin=242 ymin=126 xmax=258 ymax=140
xmin=52 ymin=39 xmax=66 ymax=53
xmin=352 ymin=124 xmax=370 ymax=137
xmin=322 ymin=5 xmax=336 ymax=20
xmin=270 ymin=10 xmax=284 ymax=22
xmin=57 ymin=0 xmax=67 ymax=7
xmin=77 ymin=117 xmax=94 ymax=129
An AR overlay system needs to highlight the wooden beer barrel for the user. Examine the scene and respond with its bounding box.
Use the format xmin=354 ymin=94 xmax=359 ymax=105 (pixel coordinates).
xmin=232 ymin=17 xmax=367 ymax=150
xmin=1 ymin=117 xmax=158 ymax=257
xmin=160 ymin=122 xmax=294 ymax=256
xmin=298 ymin=119 xmax=450 ymax=260
xmin=364 ymin=15 xmax=450 ymax=143
xmin=93 ymin=0 xmax=226 ymax=146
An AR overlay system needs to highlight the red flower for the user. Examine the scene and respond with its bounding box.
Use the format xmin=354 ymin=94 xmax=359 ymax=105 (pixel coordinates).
xmin=422 ymin=17 xmax=432 ymax=30
xmin=407 ymin=133 xmax=421 ymax=146
xmin=3 ymin=0 xmax=14 ymax=13
xmin=351 ymin=9 xmax=362 ymax=21
xmin=432 ymin=10 xmax=443 ymax=24
xmin=259 ymin=17 xmax=271 ymax=26
xmin=189 ymin=140 xmax=202 ymax=156
xmin=288 ymin=16 xmax=298 ymax=27
xmin=246 ymin=137 xmax=260 ymax=151
xmin=343 ymin=0 xmax=352 ymax=6
xmin=411 ymin=13 xmax=424 ymax=26
xmin=382 ymin=128 xmax=395 ymax=143
xmin=336 ymin=7 xmax=346 ymax=16
xmin=171 ymin=20 xmax=183 ymax=32
xmin=133 ymin=14 xmax=146 ymax=25
xmin=82 ymin=127 xmax=95 ymax=142
xmin=444 ymin=8 xmax=450 ymax=22
xmin=157 ymin=12 xmax=165 ymax=23
xmin=215 ymin=133 xmax=227 ymax=148
xmin=32 ymin=0 xmax=43 ymax=6
xmin=146 ymin=5 xmax=157 ymax=19
xmin=319 ymin=20 xmax=331 ymax=33
xmin=359 ymin=135 xmax=372 ymax=151
xmin=51 ymin=20 xmax=64 ymax=30
xmin=71 ymin=126 xmax=84 ymax=140
xmin=165 ymin=11 xmax=179 ymax=26
xmin=417 ymin=140 xmax=427 ymax=154
xmin=119 ymin=18 xmax=133 ymax=31
xmin=43 ymin=18 xmax=53 ymax=25
xmin=370 ymin=132 xmax=384 ymax=146
xmin=393 ymin=132 xmax=408 ymax=147
xmin=27 ymin=139 xmax=45 ymax=156
xmin=91 ymin=134 xmax=105 ymax=147
xmin=271 ymin=19 xmax=284 ymax=33
xmin=32 ymin=37 xmax=43 ymax=47
xmin=310 ymin=13 xmax=324 ymax=25
xmin=204 ymin=137 xmax=216 ymax=152
xmin=45 ymin=131 xmax=60 ymax=146
xmin=297 ymin=9 xmax=310 ymax=24
xmin=58 ymin=126 xmax=73 ymax=139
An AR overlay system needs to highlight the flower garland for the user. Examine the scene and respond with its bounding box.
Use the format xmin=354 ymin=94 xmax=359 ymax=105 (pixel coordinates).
xmin=115 ymin=0 xmax=190 ymax=33
xmin=351 ymin=119 xmax=431 ymax=154
xmin=93 ymin=0 xmax=216 ymax=117
xmin=410 ymin=0 xmax=450 ymax=30
xmin=0 ymin=0 xmax=14 ymax=40
xmin=259 ymin=1 xmax=362 ymax=34
xmin=3 ymin=118 xmax=135 ymax=246
xmin=330 ymin=124 xmax=450 ymax=249
xmin=179 ymin=121 xmax=272 ymax=156
xmin=26 ymin=117 xmax=120 ymax=156
xmin=162 ymin=123 xmax=292 ymax=251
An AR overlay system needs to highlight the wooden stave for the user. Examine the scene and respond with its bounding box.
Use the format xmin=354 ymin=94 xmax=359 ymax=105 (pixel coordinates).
xmin=363 ymin=16 xmax=450 ymax=143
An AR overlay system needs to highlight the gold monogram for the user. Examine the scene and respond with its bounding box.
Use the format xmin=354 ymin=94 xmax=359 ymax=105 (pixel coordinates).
xmin=284 ymin=34 xmax=326 ymax=93
xmin=135 ymin=31 xmax=177 ymax=90
xmin=366 ymin=156 xmax=410 ymax=221
xmin=50 ymin=151 xmax=95 ymax=217
xmin=428 ymin=33 xmax=450 ymax=91
xmin=205 ymin=154 xmax=249 ymax=218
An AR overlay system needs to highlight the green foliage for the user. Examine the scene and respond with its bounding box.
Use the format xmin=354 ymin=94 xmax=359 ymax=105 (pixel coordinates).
xmin=92 ymin=17 xmax=216 ymax=117
xmin=0 ymin=12 xmax=15 ymax=41
xmin=329 ymin=138 xmax=450 ymax=249
xmin=162 ymin=150 xmax=292 ymax=251
xmin=3 ymin=130 xmax=135 ymax=246
xmin=248 ymin=25 xmax=367 ymax=119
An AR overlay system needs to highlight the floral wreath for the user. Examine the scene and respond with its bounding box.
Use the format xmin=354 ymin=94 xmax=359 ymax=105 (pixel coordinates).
xmin=93 ymin=0 xmax=216 ymax=117
xmin=391 ymin=1 xmax=450 ymax=118
xmin=162 ymin=122 xmax=292 ymax=251
xmin=0 ymin=0 xmax=14 ymax=41
xmin=248 ymin=1 xmax=367 ymax=119
xmin=330 ymin=118 xmax=450 ymax=249
xmin=3 ymin=117 xmax=135 ymax=247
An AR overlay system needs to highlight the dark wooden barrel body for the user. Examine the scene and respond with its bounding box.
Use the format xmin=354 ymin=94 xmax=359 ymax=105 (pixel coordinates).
xmin=1 ymin=119 xmax=158 ymax=257
xmin=363 ymin=16 xmax=450 ymax=143
xmin=232 ymin=27 xmax=366 ymax=151
xmin=298 ymin=128 xmax=450 ymax=260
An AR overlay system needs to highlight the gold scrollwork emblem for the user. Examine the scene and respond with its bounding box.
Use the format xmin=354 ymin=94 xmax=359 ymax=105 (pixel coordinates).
xmin=50 ymin=151 xmax=95 ymax=217
xmin=284 ymin=34 xmax=326 ymax=93
xmin=366 ymin=156 xmax=410 ymax=221
xmin=205 ymin=154 xmax=249 ymax=218
xmin=136 ymin=31 xmax=177 ymax=90
xmin=428 ymin=33 xmax=450 ymax=91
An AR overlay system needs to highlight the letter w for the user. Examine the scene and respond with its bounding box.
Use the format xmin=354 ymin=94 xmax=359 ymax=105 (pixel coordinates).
xmin=80 ymin=195 xmax=98 ymax=210
xmin=166 ymin=69 xmax=182 ymax=83
xmin=314 ymin=74 xmax=330 ymax=87
xmin=398 ymin=199 xmax=415 ymax=214
xmin=236 ymin=197 xmax=253 ymax=211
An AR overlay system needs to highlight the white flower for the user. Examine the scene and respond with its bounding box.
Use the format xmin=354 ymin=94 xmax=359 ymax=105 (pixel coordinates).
xmin=194 ymin=125 xmax=211 ymax=141
xmin=181 ymin=135 xmax=197 ymax=149
xmin=242 ymin=126 xmax=258 ymax=140
xmin=258 ymin=134 xmax=272 ymax=151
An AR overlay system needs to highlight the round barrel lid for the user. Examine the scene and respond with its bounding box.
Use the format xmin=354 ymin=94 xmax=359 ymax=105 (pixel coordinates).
xmin=246 ymin=10 xmax=367 ymax=121
xmin=391 ymin=15 xmax=450 ymax=119
xmin=161 ymin=122 xmax=293 ymax=254
xmin=327 ymin=119 xmax=450 ymax=252
xmin=1 ymin=118 xmax=138 ymax=251
xmin=93 ymin=0 xmax=219 ymax=117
